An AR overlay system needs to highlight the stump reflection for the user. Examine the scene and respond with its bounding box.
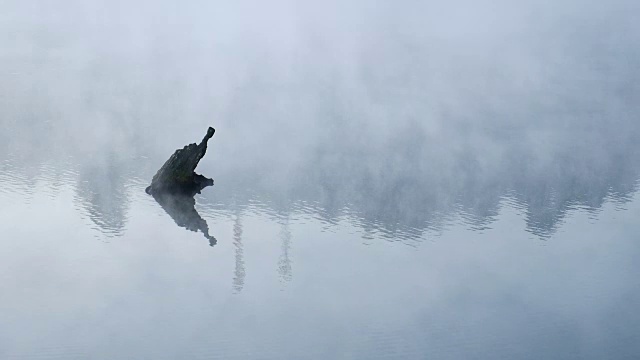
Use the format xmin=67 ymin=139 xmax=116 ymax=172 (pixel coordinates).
xmin=152 ymin=192 xmax=217 ymax=246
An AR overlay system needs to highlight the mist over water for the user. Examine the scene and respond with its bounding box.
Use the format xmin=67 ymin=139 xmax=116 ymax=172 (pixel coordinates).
xmin=1 ymin=1 xmax=640 ymax=359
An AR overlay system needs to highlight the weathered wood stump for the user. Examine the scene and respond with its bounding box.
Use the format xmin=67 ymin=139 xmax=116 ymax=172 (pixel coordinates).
xmin=145 ymin=127 xmax=215 ymax=196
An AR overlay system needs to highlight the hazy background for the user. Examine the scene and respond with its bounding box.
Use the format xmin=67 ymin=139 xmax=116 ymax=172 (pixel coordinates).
xmin=1 ymin=1 xmax=640 ymax=359
xmin=2 ymin=0 xmax=640 ymax=237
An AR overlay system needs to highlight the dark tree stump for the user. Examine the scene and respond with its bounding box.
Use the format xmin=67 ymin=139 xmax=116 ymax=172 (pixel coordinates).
xmin=146 ymin=127 xmax=215 ymax=196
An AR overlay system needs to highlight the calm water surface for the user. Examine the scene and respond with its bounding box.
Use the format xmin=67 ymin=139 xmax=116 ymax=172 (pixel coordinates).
xmin=2 ymin=1 xmax=640 ymax=359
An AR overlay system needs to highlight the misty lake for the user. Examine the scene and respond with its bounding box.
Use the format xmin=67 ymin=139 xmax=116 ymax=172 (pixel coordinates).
xmin=2 ymin=1 xmax=639 ymax=359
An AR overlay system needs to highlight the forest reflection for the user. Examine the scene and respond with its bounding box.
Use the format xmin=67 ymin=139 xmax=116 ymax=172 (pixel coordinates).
xmin=2 ymin=139 xmax=637 ymax=245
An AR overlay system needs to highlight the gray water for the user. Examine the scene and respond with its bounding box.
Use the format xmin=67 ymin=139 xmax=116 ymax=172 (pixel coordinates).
xmin=2 ymin=1 xmax=640 ymax=359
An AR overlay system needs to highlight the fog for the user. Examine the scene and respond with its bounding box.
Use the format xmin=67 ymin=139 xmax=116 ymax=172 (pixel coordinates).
xmin=2 ymin=0 xmax=639 ymax=239
xmin=1 ymin=1 xmax=640 ymax=358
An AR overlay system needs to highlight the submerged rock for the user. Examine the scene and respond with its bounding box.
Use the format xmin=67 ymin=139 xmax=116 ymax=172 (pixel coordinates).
xmin=146 ymin=127 xmax=215 ymax=196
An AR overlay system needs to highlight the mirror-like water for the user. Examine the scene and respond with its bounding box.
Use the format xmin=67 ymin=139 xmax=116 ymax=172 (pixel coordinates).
xmin=2 ymin=1 xmax=640 ymax=359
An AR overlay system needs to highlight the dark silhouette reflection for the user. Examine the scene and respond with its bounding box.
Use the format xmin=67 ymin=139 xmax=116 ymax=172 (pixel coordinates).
xmin=151 ymin=193 xmax=217 ymax=246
